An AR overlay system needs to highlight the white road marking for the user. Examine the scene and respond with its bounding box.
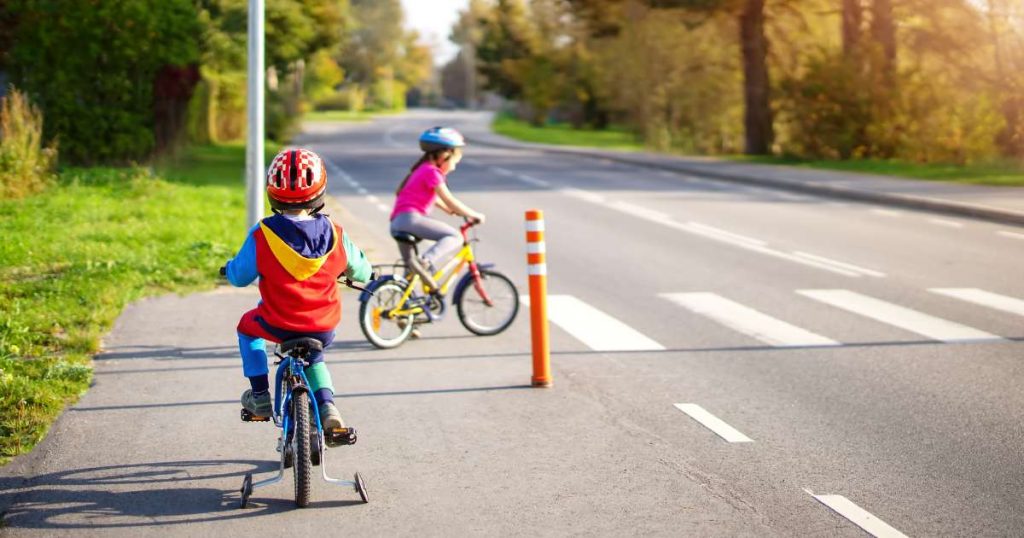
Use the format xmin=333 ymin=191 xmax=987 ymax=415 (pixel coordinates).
xmin=383 ymin=124 xmax=403 ymax=148
xmin=686 ymin=222 xmax=767 ymax=248
xmin=674 ymin=404 xmax=753 ymax=443
xmin=928 ymin=218 xmax=964 ymax=228
xmin=661 ymin=293 xmax=839 ymax=347
xmin=807 ymin=491 xmax=908 ymax=538
xmin=792 ymin=252 xmax=886 ymax=278
xmin=930 ymin=288 xmax=1024 ymax=317
xmin=492 ymin=167 xmax=517 ymax=177
xmin=997 ymin=230 xmax=1024 ymax=240
xmin=376 ymin=203 xmax=390 ymax=213
xmin=798 ymin=289 xmax=1001 ymax=343
xmin=517 ymin=174 xmax=550 ymax=187
xmin=356 ymin=188 xmax=368 ymax=195
xmin=520 ymin=295 xmax=664 ymax=351
xmin=562 ymin=188 xmax=874 ymax=277
xmin=871 ymin=208 xmax=902 ymax=217
xmin=367 ymin=195 xmax=381 ymax=204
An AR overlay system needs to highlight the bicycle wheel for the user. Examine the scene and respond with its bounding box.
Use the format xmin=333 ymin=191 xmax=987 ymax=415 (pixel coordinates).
xmin=456 ymin=269 xmax=519 ymax=336
xmin=291 ymin=390 xmax=312 ymax=507
xmin=359 ymin=279 xmax=415 ymax=349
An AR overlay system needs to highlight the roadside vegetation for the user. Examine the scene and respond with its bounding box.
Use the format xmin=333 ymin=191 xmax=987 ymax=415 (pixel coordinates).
xmin=448 ymin=1 xmax=1024 ymax=169
xmin=492 ymin=113 xmax=644 ymax=152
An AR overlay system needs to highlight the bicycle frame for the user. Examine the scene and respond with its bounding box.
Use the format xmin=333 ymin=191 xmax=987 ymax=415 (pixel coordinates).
xmin=386 ymin=221 xmax=494 ymax=319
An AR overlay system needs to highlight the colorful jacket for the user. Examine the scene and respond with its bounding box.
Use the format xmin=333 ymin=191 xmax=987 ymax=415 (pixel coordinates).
xmin=226 ymin=214 xmax=372 ymax=333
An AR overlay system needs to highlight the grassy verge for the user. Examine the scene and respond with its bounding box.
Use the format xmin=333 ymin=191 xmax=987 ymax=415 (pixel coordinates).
xmin=303 ymin=109 xmax=399 ymax=123
xmin=492 ymin=114 xmax=645 ymax=152
xmin=730 ymin=155 xmax=1024 ymax=187
xmin=493 ymin=114 xmax=1024 ymax=186
xmin=0 ymin=142 xmax=276 ymax=464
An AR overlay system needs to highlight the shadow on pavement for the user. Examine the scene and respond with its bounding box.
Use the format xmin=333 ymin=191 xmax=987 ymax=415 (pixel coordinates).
xmin=0 ymin=459 xmax=338 ymax=529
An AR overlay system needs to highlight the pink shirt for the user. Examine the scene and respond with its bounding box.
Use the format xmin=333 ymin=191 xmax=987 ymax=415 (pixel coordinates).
xmin=390 ymin=163 xmax=445 ymax=220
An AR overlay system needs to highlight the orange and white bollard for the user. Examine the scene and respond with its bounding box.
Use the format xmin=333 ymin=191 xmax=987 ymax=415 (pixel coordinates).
xmin=525 ymin=210 xmax=552 ymax=387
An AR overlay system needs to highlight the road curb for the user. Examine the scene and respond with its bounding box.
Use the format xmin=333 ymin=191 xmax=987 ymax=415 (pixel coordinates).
xmin=471 ymin=137 xmax=1024 ymax=228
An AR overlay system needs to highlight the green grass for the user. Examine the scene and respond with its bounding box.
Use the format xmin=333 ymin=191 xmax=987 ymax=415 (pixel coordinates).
xmin=492 ymin=114 xmax=645 ymax=152
xmin=0 ymin=142 xmax=277 ymax=464
xmin=303 ymin=109 xmax=399 ymax=123
xmin=730 ymin=155 xmax=1024 ymax=187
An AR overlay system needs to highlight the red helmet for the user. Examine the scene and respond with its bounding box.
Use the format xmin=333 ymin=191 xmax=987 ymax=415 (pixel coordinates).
xmin=266 ymin=148 xmax=328 ymax=212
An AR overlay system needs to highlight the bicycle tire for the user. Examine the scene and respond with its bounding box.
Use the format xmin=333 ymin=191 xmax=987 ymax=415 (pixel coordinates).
xmin=359 ymin=279 xmax=415 ymax=348
xmin=456 ymin=269 xmax=519 ymax=336
xmin=292 ymin=390 xmax=312 ymax=507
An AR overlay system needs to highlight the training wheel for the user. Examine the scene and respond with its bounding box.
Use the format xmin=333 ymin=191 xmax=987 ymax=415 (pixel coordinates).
xmin=354 ymin=472 xmax=369 ymax=504
xmin=240 ymin=473 xmax=253 ymax=508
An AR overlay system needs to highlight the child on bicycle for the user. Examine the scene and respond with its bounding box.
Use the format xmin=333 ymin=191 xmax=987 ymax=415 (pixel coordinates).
xmin=224 ymin=148 xmax=372 ymax=440
xmin=390 ymin=127 xmax=485 ymax=290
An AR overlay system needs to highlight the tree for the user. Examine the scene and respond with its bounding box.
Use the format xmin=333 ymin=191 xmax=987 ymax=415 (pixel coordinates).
xmin=7 ymin=0 xmax=200 ymax=163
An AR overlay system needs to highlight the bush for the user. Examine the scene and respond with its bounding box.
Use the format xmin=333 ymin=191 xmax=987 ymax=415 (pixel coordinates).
xmin=315 ymin=86 xmax=367 ymax=112
xmin=6 ymin=0 xmax=200 ymax=164
xmin=0 ymin=86 xmax=57 ymax=199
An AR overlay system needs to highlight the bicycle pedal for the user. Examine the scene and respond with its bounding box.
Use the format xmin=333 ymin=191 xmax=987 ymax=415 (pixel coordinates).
xmin=325 ymin=427 xmax=357 ymax=447
xmin=240 ymin=409 xmax=271 ymax=422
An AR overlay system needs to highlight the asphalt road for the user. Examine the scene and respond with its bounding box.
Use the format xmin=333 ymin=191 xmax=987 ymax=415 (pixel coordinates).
xmin=3 ymin=110 xmax=1022 ymax=537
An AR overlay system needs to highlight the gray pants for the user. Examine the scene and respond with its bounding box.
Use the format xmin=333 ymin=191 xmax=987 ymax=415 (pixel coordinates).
xmin=390 ymin=211 xmax=461 ymax=269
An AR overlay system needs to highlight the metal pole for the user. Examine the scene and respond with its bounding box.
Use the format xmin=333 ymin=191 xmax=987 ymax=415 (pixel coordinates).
xmin=246 ymin=0 xmax=265 ymax=227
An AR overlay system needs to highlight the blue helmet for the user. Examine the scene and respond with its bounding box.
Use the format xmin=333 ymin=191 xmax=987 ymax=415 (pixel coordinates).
xmin=419 ymin=126 xmax=466 ymax=152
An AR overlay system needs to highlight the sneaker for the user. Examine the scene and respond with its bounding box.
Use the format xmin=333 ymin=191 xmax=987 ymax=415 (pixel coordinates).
xmin=319 ymin=402 xmax=346 ymax=431
xmin=241 ymin=389 xmax=272 ymax=416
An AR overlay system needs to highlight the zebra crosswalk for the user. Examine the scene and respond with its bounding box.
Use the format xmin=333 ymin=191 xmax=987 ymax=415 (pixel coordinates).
xmin=530 ymin=288 xmax=1021 ymax=351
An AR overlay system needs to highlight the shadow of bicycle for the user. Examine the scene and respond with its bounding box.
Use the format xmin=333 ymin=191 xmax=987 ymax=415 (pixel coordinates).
xmin=0 ymin=459 xmax=362 ymax=530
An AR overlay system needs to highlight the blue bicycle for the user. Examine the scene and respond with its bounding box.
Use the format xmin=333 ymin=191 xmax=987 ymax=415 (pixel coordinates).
xmin=238 ymin=336 xmax=368 ymax=508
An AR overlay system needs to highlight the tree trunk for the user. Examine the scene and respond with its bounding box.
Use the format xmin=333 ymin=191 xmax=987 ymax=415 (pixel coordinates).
xmin=870 ymin=0 xmax=896 ymax=80
xmin=739 ymin=0 xmax=773 ymax=155
xmin=842 ymin=0 xmax=862 ymax=57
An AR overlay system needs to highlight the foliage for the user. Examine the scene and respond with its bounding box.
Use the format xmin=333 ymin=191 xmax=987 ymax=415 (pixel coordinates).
xmin=455 ymin=0 xmax=1024 ymax=166
xmin=6 ymin=0 xmax=200 ymax=164
xmin=0 ymin=86 xmax=57 ymax=199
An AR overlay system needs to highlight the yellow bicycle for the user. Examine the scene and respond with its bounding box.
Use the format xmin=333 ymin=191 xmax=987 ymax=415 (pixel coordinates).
xmin=357 ymin=220 xmax=519 ymax=348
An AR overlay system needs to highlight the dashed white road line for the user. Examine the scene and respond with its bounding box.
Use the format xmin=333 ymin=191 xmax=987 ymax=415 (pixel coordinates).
xmin=674 ymin=404 xmax=753 ymax=443
xmin=661 ymin=293 xmax=839 ymax=347
xmin=383 ymin=124 xmax=403 ymax=148
xmin=560 ymin=188 xmax=881 ymax=278
xmin=375 ymin=203 xmax=390 ymax=213
xmin=798 ymin=289 xmax=1001 ymax=343
xmin=792 ymin=251 xmax=886 ymax=278
xmin=928 ymin=218 xmax=964 ymax=228
xmin=807 ymin=491 xmax=909 ymax=538
xmin=997 ymin=230 xmax=1024 ymax=240
xmin=516 ymin=174 xmax=550 ymax=187
xmin=520 ymin=294 xmax=664 ymax=351
xmin=930 ymin=288 xmax=1024 ymax=317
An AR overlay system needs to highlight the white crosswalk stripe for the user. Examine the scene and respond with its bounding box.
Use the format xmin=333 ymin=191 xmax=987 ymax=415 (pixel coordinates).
xmin=929 ymin=288 xmax=1024 ymax=317
xmin=661 ymin=292 xmax=839 ymax=347
xmin=797 ymin=289 xmax=1001 ymax=343
xmin=521 ymin=295 xmax=665 ymax=351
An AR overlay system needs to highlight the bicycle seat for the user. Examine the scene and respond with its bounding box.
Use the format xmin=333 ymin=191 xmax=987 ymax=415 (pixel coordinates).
xmin=391 ymin=231 xmax=423 ymax=244
xmin=279 ymin=337 xmax=323 ymax=358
